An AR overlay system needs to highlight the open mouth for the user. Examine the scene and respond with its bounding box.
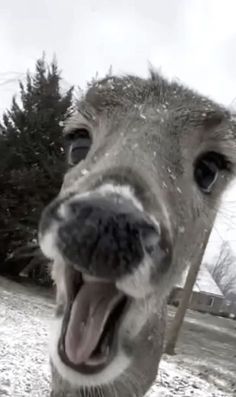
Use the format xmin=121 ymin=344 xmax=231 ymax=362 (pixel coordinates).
xmin=58 ymin=268 xmax=129 ymax=374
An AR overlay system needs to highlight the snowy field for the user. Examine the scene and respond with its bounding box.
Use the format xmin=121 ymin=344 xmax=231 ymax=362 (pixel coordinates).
xmin=0 ymin=276 xmax=235 ymax=397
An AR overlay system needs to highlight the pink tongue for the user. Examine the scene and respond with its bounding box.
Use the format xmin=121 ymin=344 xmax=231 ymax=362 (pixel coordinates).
xmin=65 ymin=282 xmax=121 ymax=365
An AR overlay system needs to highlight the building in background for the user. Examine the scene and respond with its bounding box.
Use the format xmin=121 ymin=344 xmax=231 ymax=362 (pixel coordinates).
xmin=169 ymin=265 xmax=236 ymax=318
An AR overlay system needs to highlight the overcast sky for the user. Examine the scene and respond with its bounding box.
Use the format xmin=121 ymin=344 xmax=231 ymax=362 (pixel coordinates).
xmin=1 ymin=0 xmax=236 ymax=260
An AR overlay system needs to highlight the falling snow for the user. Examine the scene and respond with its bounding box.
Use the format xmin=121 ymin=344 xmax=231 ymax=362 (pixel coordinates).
xmin=81 ymin=168 xmax=89 ymax=176
xmin=140 ymin=113 xmax=146 ymax=120
xmin=178 ymin=226 xmax=185 ymax=234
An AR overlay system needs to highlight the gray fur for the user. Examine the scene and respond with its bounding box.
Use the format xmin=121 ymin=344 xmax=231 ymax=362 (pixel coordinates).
xmin=39 ymin=70 xmax=236 ymax=397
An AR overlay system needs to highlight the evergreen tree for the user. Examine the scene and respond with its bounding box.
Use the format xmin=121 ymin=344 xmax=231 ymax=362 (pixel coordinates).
xmin=1 ymin=54 xmax=73 ymax=172
xmin=0 ymin=54 xmax=73 ymax=283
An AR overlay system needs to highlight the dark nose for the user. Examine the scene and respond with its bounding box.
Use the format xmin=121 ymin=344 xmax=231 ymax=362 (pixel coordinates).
xmin=42 ymin=194 xmax=171 ymax=280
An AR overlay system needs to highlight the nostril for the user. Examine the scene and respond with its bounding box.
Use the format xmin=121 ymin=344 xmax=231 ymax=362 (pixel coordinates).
xmin=140 ymin=223 xmax=160 ymax=256
xmin=69 ymin=201 xmax=92 ymax=218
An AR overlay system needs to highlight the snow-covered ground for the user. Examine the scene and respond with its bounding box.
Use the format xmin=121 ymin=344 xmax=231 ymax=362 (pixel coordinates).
xmin=0 ymin=276 xmax=235 ymax=397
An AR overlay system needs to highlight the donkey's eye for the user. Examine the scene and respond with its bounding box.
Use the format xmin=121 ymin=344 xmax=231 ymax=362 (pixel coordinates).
xmin=66 ymin=129 xmax=92 ymax=166
xmin=194 ymin=152 xmax=229 ymax=194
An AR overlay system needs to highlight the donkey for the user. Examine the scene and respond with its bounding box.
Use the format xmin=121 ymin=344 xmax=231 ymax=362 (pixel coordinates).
xmin=39 ymin=70 xmax=236 ymax=397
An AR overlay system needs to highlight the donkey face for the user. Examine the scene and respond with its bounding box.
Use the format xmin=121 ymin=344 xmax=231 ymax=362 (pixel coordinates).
xmin=39 ymin=71 xmax=236 ymax=396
